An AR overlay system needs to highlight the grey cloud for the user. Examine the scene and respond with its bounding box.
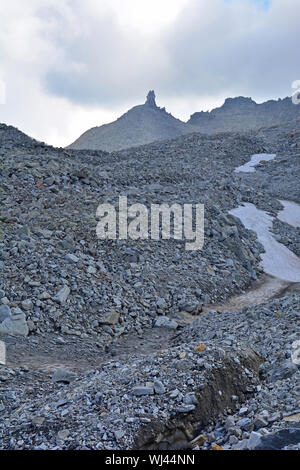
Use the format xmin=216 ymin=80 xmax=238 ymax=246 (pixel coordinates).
xmin=39 ymin=0 xmax=300 ymax=111
xmin=40 ymin=2 xmax=168 ymax=107
xmin=161 ymin=0 xmax=300 ymax=101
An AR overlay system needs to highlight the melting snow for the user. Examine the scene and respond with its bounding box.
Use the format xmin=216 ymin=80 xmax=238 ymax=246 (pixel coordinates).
xmin=235 ymin=154 xmax=276 ymax=173
xmin=278 ymin=200 xmax=300 ymax=228
xmin=229 ymin=202 xmax=300 ymax=282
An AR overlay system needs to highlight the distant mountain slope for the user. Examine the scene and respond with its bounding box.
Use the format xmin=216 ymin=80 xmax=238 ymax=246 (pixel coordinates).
xmin=188 ymin=96 xmax=300 ymax=133
xmin=0 ymin=123 xmax=36 ymax=150
xmin=68 ymin=91 xmax=194 ymax=152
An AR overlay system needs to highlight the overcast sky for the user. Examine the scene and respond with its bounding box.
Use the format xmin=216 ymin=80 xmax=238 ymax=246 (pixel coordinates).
xmin=0 ymin=0 xmax=299 ymax=147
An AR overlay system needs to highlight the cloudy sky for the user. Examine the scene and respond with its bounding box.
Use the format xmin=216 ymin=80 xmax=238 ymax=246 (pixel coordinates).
xmin=0 ymin=0 xmax=299 ymax=147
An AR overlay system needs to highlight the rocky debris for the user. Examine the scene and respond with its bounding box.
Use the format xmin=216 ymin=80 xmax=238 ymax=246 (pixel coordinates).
xmin=1 ymin=124 xmax=270 ymax=347
xmin=271 ymin=218 xmax=300 ymax=257
xmin=0 ymin=292 xmax=298 ymax=450
xmin=172 ymin=294 xmax=300 ymax=450
xmin=0 ymin=340 xmax=261 ymax=450
xmin=0 ymin=118 xmax=299 ymax=450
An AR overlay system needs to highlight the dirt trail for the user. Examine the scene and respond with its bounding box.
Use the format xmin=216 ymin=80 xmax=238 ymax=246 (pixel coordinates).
xmin=4 ymin=274 xmax=297 ymax=374
xmin=205 ymin=274 xmax=291 ymax=313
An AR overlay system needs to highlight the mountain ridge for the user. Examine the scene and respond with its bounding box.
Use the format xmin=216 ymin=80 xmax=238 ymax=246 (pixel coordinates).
xmin=68 ymin=92 xmax=300 ymax=152
xmin=188 ymin=96 xmax=300 ymax=133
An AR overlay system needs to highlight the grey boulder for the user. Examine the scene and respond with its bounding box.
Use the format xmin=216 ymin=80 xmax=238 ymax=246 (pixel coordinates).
xmin=153 ymin=316 xmax=178 ymax=330
xmin=0 ymin=311 xmax=29 ymax=337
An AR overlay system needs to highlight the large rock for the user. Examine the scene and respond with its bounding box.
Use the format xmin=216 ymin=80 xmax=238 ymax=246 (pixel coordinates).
xmin=145 ymin=90 xmax=157 ymax=108
xmin=247 ymin=431 xmax=263 ymax=450
xmin=291 ymin=340 xmax=300 ymax=366
xmin=132 ymin=386 xmax=154 ymax=396
xmin=269 ymin=360 xmax=297 ymax=382
xmin=54 ymin=286 xmax=70 ymax=305
xmin=255 ymin=427 xmax=300 ymax=450
xmin=98 ymin=310 xmax=120 ymax=326
xmin=153 ymin=316 xmax=178 ymax=330
xmin=0 ymin=340 xmax=6 ymax=365
xmin=0 ymin=305 xmax=11 ymax=323
xmin=0 ymin=312 xmax=29 ymax=336
xmin=52 ymin=369 xmax=77 ymax=384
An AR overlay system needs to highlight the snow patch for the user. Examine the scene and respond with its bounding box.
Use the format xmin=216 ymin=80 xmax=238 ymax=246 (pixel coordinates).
xmin=235 ymin=154 xmax=276 ymax=173
xmin=278 ymin=200 xmax=300 ymax=228
xmin=229 ymin=203 xmax=300 ymax=282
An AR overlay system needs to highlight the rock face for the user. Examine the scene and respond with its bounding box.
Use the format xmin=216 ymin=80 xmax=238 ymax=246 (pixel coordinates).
xmin=145 ymin=90 xmax=157 ymax=108
xmin=188 ymin=96 xmax=300 ymax=133
xmin=68 ymin=91 xmax=193 ymax=152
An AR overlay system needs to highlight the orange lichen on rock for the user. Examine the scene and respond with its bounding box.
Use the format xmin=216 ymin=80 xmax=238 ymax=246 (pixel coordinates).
xmin=195 ymin=344 xmax=206 ymax=352
xmin=211 ymin=444 xmax=224 ymax=450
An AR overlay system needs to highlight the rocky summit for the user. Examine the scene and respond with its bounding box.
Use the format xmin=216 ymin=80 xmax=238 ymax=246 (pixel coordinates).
xmin=0 ymin=112 xmax=300 ymax=451
xmin=68 ymin=91 xmax=193 ymax=152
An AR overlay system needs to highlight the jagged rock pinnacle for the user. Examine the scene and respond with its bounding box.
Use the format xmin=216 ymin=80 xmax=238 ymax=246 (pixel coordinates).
xmin=145 ymin=90 xmax=157 ymax=107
